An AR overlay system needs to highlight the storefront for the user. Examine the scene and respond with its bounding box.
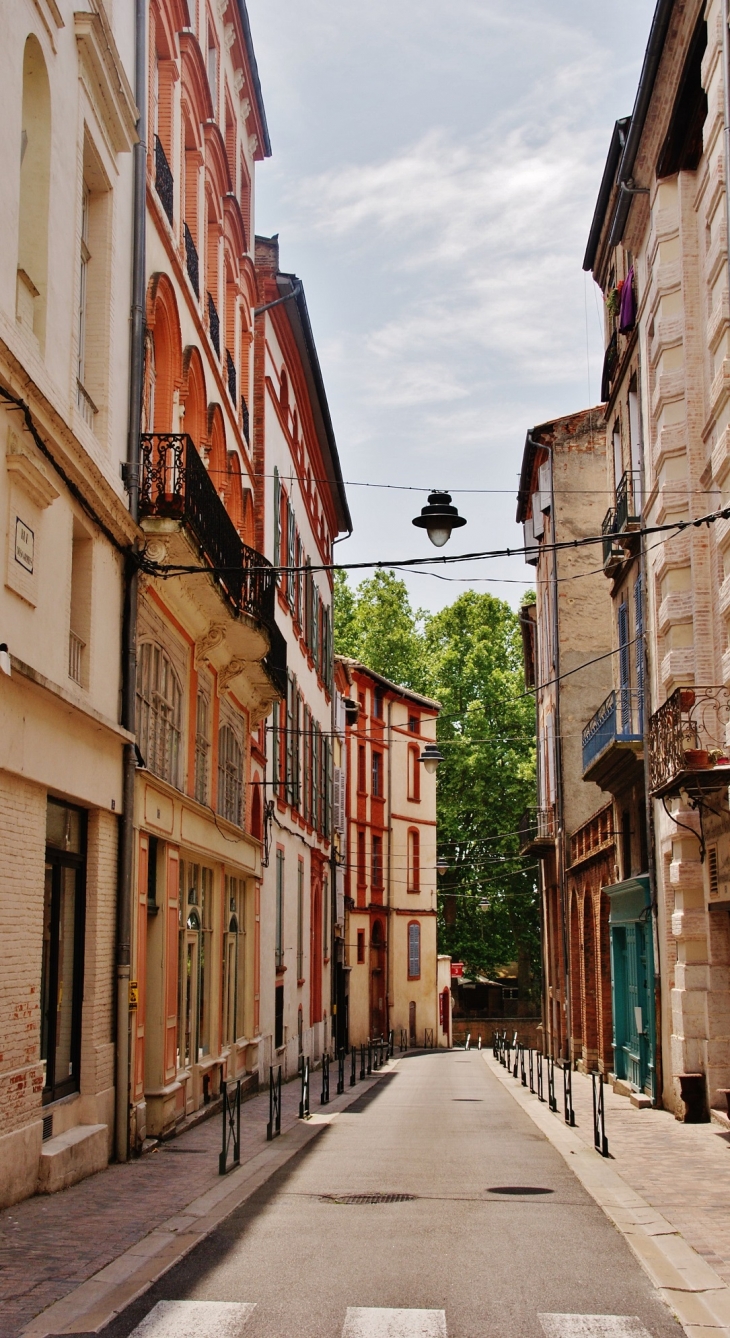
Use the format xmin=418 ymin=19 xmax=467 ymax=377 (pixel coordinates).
xmin=606 ymin=875 xmax=656 ymax=1100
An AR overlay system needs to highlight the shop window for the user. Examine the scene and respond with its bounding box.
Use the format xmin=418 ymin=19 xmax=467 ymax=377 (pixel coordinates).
xmin=408 ymin=921 xmax=421 ymax=979
xmin=194 ymin=690 xmax=210 ymax=804
xmin=42 ymin=800 xmax=86 ymax=1104
xmin=357 ymin=929 xmax=365 ymax=963
xmin=136 ymin=641 xmax=182 ymax=787
xmin=218 ymin=724 xmax=243 ymax=826
xmin=408 ymin=829 xmax=420 ymax=891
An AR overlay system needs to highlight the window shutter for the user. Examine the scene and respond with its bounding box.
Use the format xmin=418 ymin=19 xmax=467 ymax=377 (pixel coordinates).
xmin=286 ymin=672 xmax=295 ymax=805
xmin=287 ymin=503 xmax=295 ymax=608
xmin=333 ymin=765 xmax=345 ymax=833
xmin=634 ymin=574 xmax=644 ymax=734
xmin=273 ymin=466 xmax=281 ymax=577
xmin=618 ymin=600 xmax=630 ymax=732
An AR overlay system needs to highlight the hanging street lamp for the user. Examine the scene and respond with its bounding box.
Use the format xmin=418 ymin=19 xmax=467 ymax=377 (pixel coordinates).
xmin=419 ymin=742 xmax=444 ymax=774
xmin=412 ymin=490 xmax=467 ymax=548
xmin=436 ymin=856 xmax=449 ymax=877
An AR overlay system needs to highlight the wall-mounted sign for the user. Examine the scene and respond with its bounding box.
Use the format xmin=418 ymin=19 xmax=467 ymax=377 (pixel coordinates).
xmin=15 ymin=517 xmax=34 ymax=574
xmin=451 ymin=962 xmax=464 ymax=978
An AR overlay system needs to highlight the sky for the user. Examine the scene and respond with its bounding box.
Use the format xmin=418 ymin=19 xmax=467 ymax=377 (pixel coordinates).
xmin=246 ymin=0 xmax=657 ymax=614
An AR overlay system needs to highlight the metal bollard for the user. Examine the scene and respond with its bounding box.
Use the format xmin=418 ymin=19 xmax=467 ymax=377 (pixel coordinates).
xmin=320 ymin=1052 xmax=330 ymax=1106
xmin=388 ymin=1029 xmax=394 ymax=1057
xmin=563 ymin=1062 xmax=576 ymax=1127
xmin=512 ymin=1045 xmax=519 ymax=1079
xmin=520 ymin=1045 xmax=527 ymax=1086
xmin=267 ymin=1064 xmax=282 ymax=1140
xmin=548 ymin=1056 xmax=557 ymax=1112
xmin=465 ymin=1031 xmax=471 ymax=1052
xmin=337 ymin=1049 xmax=345 ymax=1095
xmin=367 ymin=1040 xmax=373 ymax=1075
xmin=537 ymin=1051 xmax=544 ymax=1102
xmin=592 ymin=1070 xmax=609 ymax=1156
xmin=478 ymin=1035 xmax=482 ymax=1051
xmin=299 ymin=1055 xmax=311 ymax=1119
xmin=220 ymin=1077 xmax=241 ymax=1174
xmin=350 ymin=1047 xmax=357 ymax=1086
xmin=360 ymin=1043 xmax=366 ymax=1080
xmin=528 ymin=1048 xmax=534 ymax=1094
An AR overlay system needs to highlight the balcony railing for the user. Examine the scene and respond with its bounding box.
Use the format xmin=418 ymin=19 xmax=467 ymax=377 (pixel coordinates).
xmin=184 ymin=222 xmax=199 ymax=297
xmin=649 ymin=686 xmax=730 ymax=796
xmin=582 ymin=688 xmax=643 ymax=775
xmin=518 ymin=806 xmax=556 ymax=856
xmin=602 ymin=507 xmax=620 ymax=570
xmin=154 ymin=135 xmax=174 ymax=225
xmin=139 ymin=432 xmax=278 ymax=630
xmin=615 ymin=469 xmax=642 ymax=532
xmin=226 ymin=348 xmax=236 ymax=403
xmin=207 ymin=291 xmax=220 ymax=356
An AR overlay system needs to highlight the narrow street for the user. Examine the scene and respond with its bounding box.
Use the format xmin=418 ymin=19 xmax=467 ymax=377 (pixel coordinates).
xmin=100 ymin=1052 xmax=683 ymax=1338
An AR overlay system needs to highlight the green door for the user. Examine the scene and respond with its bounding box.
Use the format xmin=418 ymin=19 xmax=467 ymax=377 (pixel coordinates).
xmin=607 ymin=877 xmax=655 ymax=1100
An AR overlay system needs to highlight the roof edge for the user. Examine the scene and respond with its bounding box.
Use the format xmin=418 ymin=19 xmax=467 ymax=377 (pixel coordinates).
xmin=234 ymin=1 xmax=272 ymax=158
xmin=335 ymin=656 xmax=441 ymax=710
xmin=583 ymin=118 xmax=630 ymax=274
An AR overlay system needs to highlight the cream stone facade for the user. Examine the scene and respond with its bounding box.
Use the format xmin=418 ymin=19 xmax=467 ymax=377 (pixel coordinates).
xmin=337 ymin=659 xmax=444 ymax=1050
xmin=0 ymin=0 xmax=137 ymax=1204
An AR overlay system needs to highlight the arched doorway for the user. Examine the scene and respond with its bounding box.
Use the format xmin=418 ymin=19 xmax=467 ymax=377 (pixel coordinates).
xmin=370 ymin=919 xmax=385 ymax=1038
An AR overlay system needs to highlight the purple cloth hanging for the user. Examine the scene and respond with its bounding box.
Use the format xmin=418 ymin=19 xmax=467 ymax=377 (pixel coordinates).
xmin=619 ymin=266 xmax=636 ymax=333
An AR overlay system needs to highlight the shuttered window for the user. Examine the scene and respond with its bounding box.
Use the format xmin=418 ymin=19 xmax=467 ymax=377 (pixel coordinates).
xmin=408 ymin=922 xmax=421 ymax=979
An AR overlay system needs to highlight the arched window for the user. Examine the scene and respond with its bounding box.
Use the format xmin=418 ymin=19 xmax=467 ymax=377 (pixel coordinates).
xmin=407 ymin=745 xmax=420 ymax=801
xmin=218 ymin=724 xmax=243 ymax=826
xmin=407 ymin=829 xmax=420 ymax=892
xmin=408 ymin=921 xmax=421 ymax=979
xmin=17 ymin=36 xmax=51 ymax=347
xmin=136 ymin=642 xmax=183 ymax=786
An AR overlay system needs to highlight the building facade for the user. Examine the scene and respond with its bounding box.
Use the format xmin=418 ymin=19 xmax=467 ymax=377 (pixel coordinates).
xmin=0 ymin=1 xmax=137 ymax=1203
xmin=337 ymin=658 xmax=444 ymax=1049
xmin=253 ymin=236 xmax=351 ymax=1081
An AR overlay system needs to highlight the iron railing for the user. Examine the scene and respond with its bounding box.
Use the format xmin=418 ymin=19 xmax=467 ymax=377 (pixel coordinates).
xmin=518 ymin=806 xmax=556 ymax=853
xmin=320 ymin=1052 xmax=330 ymax=1105
xmin=592 ymin=1071 xmax=609 ymax=1156
xmin=266 ymin=1064 xmax=281 ymax=1140
xmin=226 ymin=348 xmax=236 ymax=403
xmin=299 ymin=1055 xmax=310 ymax=1119
xmin=139 ymin=433 xmax=279 ymax=634
xmin=154 ymin=135 xmax=174 ymax=225
xmin=207 ymin=290 xmax=220 ymax=356
xmin=602 ymin=507 xmax=620 ymax=567
xmin=184 ymin=222 xmax=199 ymax=297
xmin=615 ymin=469 xmax=642 ymax=531
xmin=649 ymin=686 xmax=730 ymax=794
xmin=582 ymin=687 xmax=643 ymax=774
xmin=219 ymin=1077 xmax=241 ymax=1173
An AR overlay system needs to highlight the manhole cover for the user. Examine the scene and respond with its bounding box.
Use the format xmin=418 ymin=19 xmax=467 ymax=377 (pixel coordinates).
xmin=487 ymin=1186 xmax=553 ymax=1195
xmin=320 ymin=1192 xmax=417 ymax=1205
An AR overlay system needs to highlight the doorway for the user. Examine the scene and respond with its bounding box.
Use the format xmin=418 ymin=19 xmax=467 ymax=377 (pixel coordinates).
xmin=42 ymin=800 xmax=86 ymax=1105
xmin=370 ymin=919 xmax=385 ymax=1038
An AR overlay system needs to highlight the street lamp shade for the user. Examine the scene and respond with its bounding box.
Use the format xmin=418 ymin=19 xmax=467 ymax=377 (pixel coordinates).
xmin=436 ymin=857 xmax=449 ymax=877
xmin=412 ymin=491 xmax=467 ymax=548
xmin=419 ymin=742 xmax=444 ymax=774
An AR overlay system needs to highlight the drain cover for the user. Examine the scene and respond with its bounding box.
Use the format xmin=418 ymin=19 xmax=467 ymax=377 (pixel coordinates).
xmin=321 ymin=1192 xmax=417 ymax=1205
xmin=487 ymin=1186 xmax=553 ymax=1195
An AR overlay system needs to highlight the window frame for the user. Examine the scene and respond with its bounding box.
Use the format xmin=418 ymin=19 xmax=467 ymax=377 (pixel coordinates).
xmin=407 ymin=920 xmax=421 ymax=980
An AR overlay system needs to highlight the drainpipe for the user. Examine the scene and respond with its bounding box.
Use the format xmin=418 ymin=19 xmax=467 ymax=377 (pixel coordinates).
xmin=386 ymin=699 xmax=393 ymax=1040
xmin=116 ymin=0 xmax=146 ymax=1164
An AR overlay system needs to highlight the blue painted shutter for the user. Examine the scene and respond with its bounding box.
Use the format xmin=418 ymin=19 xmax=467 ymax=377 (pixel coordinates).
xmin=618 ymin=600 xmax=630 ymax=733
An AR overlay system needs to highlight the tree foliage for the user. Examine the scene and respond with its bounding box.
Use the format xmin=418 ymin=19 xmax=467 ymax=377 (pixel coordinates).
xmin=334 ymin=574 xmax=539 ymax=998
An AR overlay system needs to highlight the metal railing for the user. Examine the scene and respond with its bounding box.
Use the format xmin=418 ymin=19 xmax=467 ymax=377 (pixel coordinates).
xmin=226 ymin=348 xmax=236 ymax=403
xmin=592 ymin=1071 xmax=609 ymax=1156
xmin=299 ymin=1055 xmax=310 ymax=1119
xmin=615 ymin=469 xmax=642 ymax=531
xmin=350 ymin=1048 xmax=357 ymax=1086
xmin=207 ymin=290 xmax=220 ymax=356
xmin=76 ymin=379 xmax=97 ymax=428
xmin=649 ymin=686 xmax=730 ymax=794
xmin=139 ymin=433 xmax=279 ymax=632
xmin=154 ymin=135 xmax=174 ymax=225
xmin=219 ymin=1077 xmax=241 ymax=1173
xmin=68 ymin=630 xmax=85 ymax=685
xmin=320 ymin=1052 xmax=330 ymax=1105
xmin=518 ymin=806 xmax=556 ymax=853
xmin=602 ymin=507 xmax=619 ymax=567
xmin=582 ymin=687 xmax=643 ymax=773
xmin=184 ymin=222 xmax=199 ymax=297
xmin=562 ymin=1062 xmax=576 ymax=1126
xmin=266 ymin=1065 xmax=281 ymax=1140
xmin=337 ymin=1049 xmax=345 ymax=1094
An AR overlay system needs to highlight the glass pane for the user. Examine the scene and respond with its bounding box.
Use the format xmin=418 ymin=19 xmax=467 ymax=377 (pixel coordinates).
xmin=46 ymin=800 xmax=82 ymax=853
xmin=55 ymin=868 xmax=77 ymax=1081
xmin=40 ymin=866 xmax=53 ymax=1072
xmin=184 ymin=940 xmax=195 ymax=1067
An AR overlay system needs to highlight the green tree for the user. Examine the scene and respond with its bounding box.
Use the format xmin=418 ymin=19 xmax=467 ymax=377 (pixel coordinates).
xmin=333 ymin=569 xmax=429 ymax=693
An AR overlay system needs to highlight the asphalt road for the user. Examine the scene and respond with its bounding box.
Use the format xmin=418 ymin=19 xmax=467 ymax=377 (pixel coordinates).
xmin=99 ymin=1051 xmax=684 ymax=1338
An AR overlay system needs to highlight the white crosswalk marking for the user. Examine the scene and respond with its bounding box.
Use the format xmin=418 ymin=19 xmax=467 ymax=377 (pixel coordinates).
xmin=342 ymin=1308 xmax=447 ymax=1338
xmin=128 ymin=1300 xmax=256 ymax=1337
xmin=539 ymin=1317 xmax=652 ymax=1338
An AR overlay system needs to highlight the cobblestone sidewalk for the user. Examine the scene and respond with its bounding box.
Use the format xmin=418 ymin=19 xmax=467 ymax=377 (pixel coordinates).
xmin=0 ymin=1075 xmax=307 ymax=1337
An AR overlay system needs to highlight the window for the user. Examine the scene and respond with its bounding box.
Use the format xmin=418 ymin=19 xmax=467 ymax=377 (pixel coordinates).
xmin=207 ymin=32 xmax=218 ymax=114
xmin=408 ymin=829 xmax=420 ymax=892
xmin=69 ymin=519 xmax=92 ymax=688
xmin=222 ymin=875 xmax=245 ymax=1047
xmin=297 ymin=859 xmax=304 ymax=981
xmin=218 ymin=724 xmax=243 ymax=826
xmin=372 ymin=834 xmax=383 ymax=888
xmin=373 ymin=689 xmax=384 ymax=719
xmin=285 ymin=673 xmax=300 ymax=809
xmin=275 ymin=982 xmax=284 ymax=1049
xmin=357 ymin=830 xmax=366 ymax=888
xmin=137 ymin=642 xmax=182 ymax=786
xmin=357 ymin=929 xmax=365 ymax=963
xmin=77 ymin=184 xmax=92 ymax=420
xmin=408 ymin=714 xmax=419 ymax=734
xmin=358 ymin=745 xmax=366 ymax=793
xmin=407 ymin=745 xmax=420 ymax=802
xmin=194 ymin=690 xmax=210 ymax=804
xmin=42 ymin=801 xmax=86 ymax=1104
xmin=372 ymin=752 xmax=383 ymax=797
xmin=177 ymin=861 xmax=213 ymax=1067
xmin=408 ymin=922 xmax=421 ymax=979
xmin=275 ymin=849 xmax=285 ymax=969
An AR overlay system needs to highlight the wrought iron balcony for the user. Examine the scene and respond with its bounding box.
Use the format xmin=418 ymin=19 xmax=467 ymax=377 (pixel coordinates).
xmin=582 ymin=688 xmax=643 ymax=784
xmin=226 ymin=348 xmax=236 ymax=403
xmin=518 ymin=806 xmax=556 ymax=857
xmin=602 ymin=507 xmax=622 ymax=573
xmin=649 ymin=686 xmax=730 ymax=797
xmin=139 ymin=432 xmax=277 ymax=632
xmin=154 ymin=135 xmax=174 ymax=226
xmin=207 ymin=291 xmax=220 ymax=357
xmin=241 ymin=395 xmax=250 ymax=445
xmin=615 ymin=469 xmax=641 ymax=532
xmin=184 ymin=222 xmax=199 ymax=297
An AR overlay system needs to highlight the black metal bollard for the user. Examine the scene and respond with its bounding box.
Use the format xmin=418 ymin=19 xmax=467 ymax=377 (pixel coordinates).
xmin=592 ymin=1071 xmax=609 ymax=1156
xmin=388 ymin=1029 xmax=394 ymax=1057
xmin=220 ymin=1077 xmax=241 ymax=1174
xmin=512 ymin=1045 xmax=519 ymax=1079
xmin=360 ymin=1043 xmax=366 ymax=1080
xmin=563 ymin=1062 xmax=576 ymax=1127
xmin=337 ymin=1049 xmax=345 ymax=1094
xmin=299 ymin=1055 xmax=310 ymax=1119
xmin=367 ymin=1040 xmax=373 ymax=1075
xmin=548 ymin=1056 xmax=557 ymax=1112
xmin=267 ymin=1065 xmax=282 ymax=1140
xmin=321 ymin=1052 xmax=330 ymax=1106
xmin=520 ymin=1046 xmax=527 ymax=1087
xmin=528 ymin=1048 xmax=534 ymax=1094
xmin=350 ymin=1047 xmax=357 ymax=1086
xmin=537 ymin=1051 xmax=544 ymax=1102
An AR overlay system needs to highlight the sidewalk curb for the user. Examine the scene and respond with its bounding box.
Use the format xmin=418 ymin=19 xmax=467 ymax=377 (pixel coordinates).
xmin=21 ymin=1061 xmax=398 ymax=1337
xmin=483 ymin=1053 xmax=730 ymax=1338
